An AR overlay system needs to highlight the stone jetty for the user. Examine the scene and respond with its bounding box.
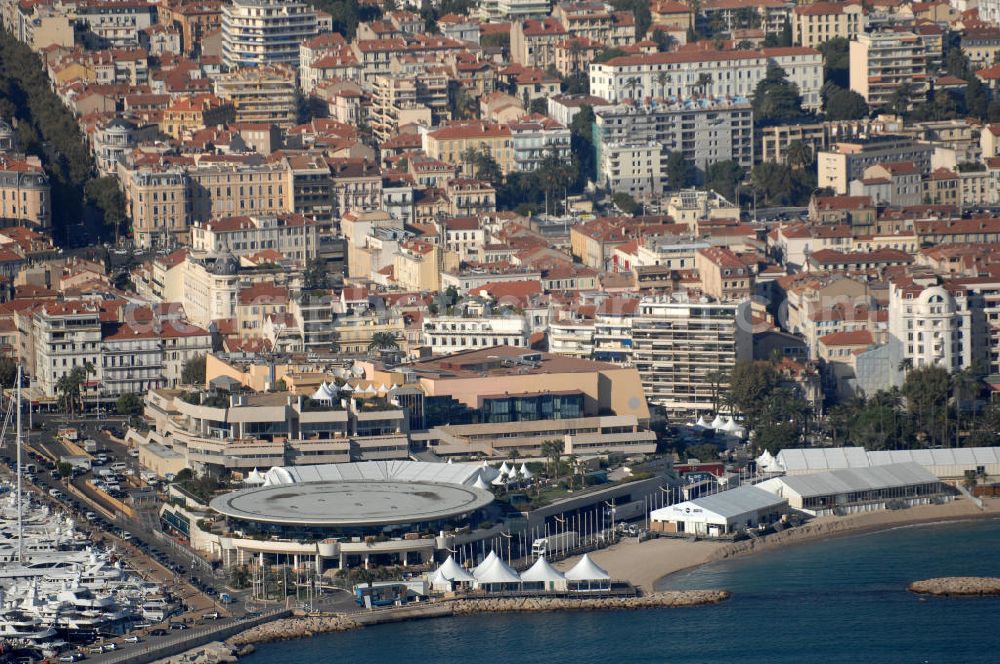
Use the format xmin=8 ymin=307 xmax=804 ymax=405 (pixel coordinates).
xmin=226 ymin=613 xmax=362 ymax=647
xmin=450 ymin=591 xmax=730 ymax=615
xmin=908 ymin=577 xmax=1000 ymax=596
xmin=152 ymin=641 xmax=239 ymax=664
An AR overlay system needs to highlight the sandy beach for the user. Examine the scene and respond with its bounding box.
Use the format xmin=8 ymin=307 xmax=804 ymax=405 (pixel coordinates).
xmin=557 ymin=496 xmax=1000 ymax=591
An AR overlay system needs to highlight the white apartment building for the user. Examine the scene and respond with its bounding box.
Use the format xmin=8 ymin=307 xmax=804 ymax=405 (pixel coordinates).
xmin=496 ymin=0 xmax=551 ymax=20
xmin=631 ymin=294 xmax=751 ymax=420
xmin=599 ymin=142 xmax=667 ymax=202
xmin=190 ymin=214 xmax=319 ymax=265
xmin=509 ymin=114 xmax=572 ymax=172
xmin=888 ymin=276 xmax=973 ymax=371
xmin=594 ymin=97 xmax=754 ymax=192
xmin=548 ymin=320 xmax=595 ymax=359
xmin=31 ymin=302 xmax=102 ymax=400
xmin=589 ymin=47 xmax=823 ymax=110
xmin=180 ymin=253 xmax=241 ymax=329
xmin=222 ymin=0 xmax=318 ymax=69
xmin=850 ymin=31 xmax=928 ymax=110
xmin=422 ymin=315 xmax=531 ymax=354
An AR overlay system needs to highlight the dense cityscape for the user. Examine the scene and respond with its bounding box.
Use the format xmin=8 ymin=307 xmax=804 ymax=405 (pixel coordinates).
xmin=0 ymin=0 xmax=999 ymax=661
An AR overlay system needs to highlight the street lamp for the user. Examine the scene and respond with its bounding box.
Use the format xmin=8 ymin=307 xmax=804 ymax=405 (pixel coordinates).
xmin=499 ymin=530 xmax=512 ymax=564
xmin=553 ymin=514 xmax=566 ymax=558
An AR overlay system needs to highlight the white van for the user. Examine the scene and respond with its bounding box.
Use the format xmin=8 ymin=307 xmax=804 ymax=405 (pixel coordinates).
xmin=110 ymin=462 xmax=128 ymax=473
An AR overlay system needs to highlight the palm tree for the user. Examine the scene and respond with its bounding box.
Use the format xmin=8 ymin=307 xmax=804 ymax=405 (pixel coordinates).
xmin=897 ymin=357 xmax=913 ymax=375
xmin=540 ymin=440 xmax=562 ymax=483
xmin=624 ymin=76 xmax=640 ymax=99
xmin=656 ymin=71 xmax=668 ymax=99
xmin=367 ymin=332 xmax=400 ymax=356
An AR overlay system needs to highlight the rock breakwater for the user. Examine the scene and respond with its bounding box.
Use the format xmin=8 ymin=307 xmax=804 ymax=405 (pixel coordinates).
xmin=908 ymin=577 xmax=1000 ymax=596
xmin=227 ymin=614 xmax=362 ymax=647
xmin=450 ymin=591 xmax=729 ymax=615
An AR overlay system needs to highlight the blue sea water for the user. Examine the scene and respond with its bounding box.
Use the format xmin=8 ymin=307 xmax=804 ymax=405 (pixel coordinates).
xmin=244 ymin=519 xmax=1000 ymax=663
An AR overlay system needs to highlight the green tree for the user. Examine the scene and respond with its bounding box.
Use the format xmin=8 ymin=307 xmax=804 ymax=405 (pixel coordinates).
xmin=84 ymin=176 xmax=126 ymax=242
xmin=116 ymin=393 xmax=143 ymax=416
xmin=570 ymin=105 xmax=597 ymax=186
xmin=528 ymin=97 xmax=548 ymax=115
xmin=751 ymin=162 xmax=794 ymax=206
xmin=824 ymin=87 xmax=869 ymax=121
xmin=886 ymin=83 xmax=913 ymax=115
xmin=665 ymin=151 xmax=694 ymax=190
xmin=785 ymin=140 xmax=813 ymax=172
xmin=57 ymin=462 xmax=73 ymax=479
xmin=902 ymin=366 xmax=951 ymax=446
xmin=965 ymin=76 xmax=989 ymax=120
xmin=610 ymin=0 xmax=651 ymax=37
xmin=303 ymin=257 xmax=328 ymax=291
xmin=56 ymin=362 xmax=94 ymax=416
xmin=367 ymin=331 xmax=400 ymax=355
xmin=684 ymin=442 xmax=721 ymax=462
xmin=593 ymin=47 xmax=627 ymax=64
xmin=0 ymin=357 xmax=18 ymax=389
xmin=752 ymin=66 xmax=804 ymax=125
xmin=818 ymin=37 xmax=851 ymax=88
xmin=181 ymin=354 xmax=207 ymax=386
xmin=612 ymin=192 xmax=639 ymax=215
xmin=728 ymin=361 xmax=781 ymax=431
xmin=651 ymin=29 xmax=671 ymax=52
xmin=704 ymin=160 xmax=744 ymax=202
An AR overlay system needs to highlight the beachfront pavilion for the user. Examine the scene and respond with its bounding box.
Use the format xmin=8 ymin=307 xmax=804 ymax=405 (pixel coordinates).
xmin=764 ymin=447 xmax=1000 ymax=480
xmin=520 ymin=556 xmax=567 ymax=591
xmin=649 ymin=485 xmax=788 ymax=537
xmin=755 ymin=462 xmax=948 ymax=516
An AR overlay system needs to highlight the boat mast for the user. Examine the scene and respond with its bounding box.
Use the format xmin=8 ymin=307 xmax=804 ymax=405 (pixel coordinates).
xmin=16 ymin=363 xmax=22 ymax=563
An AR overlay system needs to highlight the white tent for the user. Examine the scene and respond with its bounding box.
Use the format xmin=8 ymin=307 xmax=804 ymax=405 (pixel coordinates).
xmin=498 ymin=462 xmax=510 ymax=475
xmin=340 ymin=383 xmax=354 ymax=393
xmin=710 ymin=414 xmax=725 ymax=430
xmin=696 ymin=415 xmax=713 ymax=429
xmin=491 ymin=473 xmax=507 ymax=486
xmin=565 ymin=554 xmax=611 ymax=591
xmin=519 ymin=464 xmax=534 ymax=479
xmin=311 ymin=382 xmax=335 ymax=402
xmin=245 ymin=468 xmax=266 ymax=485
xmin=364 ymin=384 xmax=377 ymax=395
xmin=757 ymin=449 xmax=774 ymax=467
xmin=377 ymin=383 xmax=389 ymax=393
xmin=472 ymin=473 xmax=491 ymax=491
xmin=429 ymin=556 xmax=475 ymax=592
xmin=474 ymin=555 xmax=521 ymax=589
xmin=436 ymin=555 xmax=476 ymax=583
xmin=506 ymin=465 xmax=518 ymax=479
xmin=520 ymin=556 xmax=567 ymax=591
xmin=472 ymin=550 xmax=497 ymax=577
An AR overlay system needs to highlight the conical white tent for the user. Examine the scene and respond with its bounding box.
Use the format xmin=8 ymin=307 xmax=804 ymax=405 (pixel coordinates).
xmin=245 ymin=468 xmax=265 ymax=485
xmin=377 ymin=383 xmax=389 ymax=393
xmin=506 ymin=465 xmax=518 ymax=479
xmin=472 ymin=550 xmax=497 ymax=577
xmin=340 ymin=383 xmax=354 ymax=393
xmin=472 ymin=474 xmax=491 ymax=491
xmin=520 ymin=556 xmax=567 ymax=591
xmin=491 ymin=473 xmax=507 ymax=486
xmin=429 ymin=557 xmax=475 ymax=593
xmin=312 ymin=382 xmax=335 ymax=402
xmin=437 ymin=555 xmax=476 ymax=583
xmin=756 ymin=449 xmax=774 ymax=466
xmin=364 ymin=384 xmax=377 ymax=395
xmin=720 ymin=417 xmax=739 ymax=432
xmin=565 ymin=554 xmax=611 ymax=591
xmin=498 ymin=462 xmax=510 ymax=475
xmin=474 ymin=555 xmax=521 ymax=589
xmin=710 ymin=414 xmax=725 ymax=430
xmin=519 ymin=464 xmax=534 ymax=479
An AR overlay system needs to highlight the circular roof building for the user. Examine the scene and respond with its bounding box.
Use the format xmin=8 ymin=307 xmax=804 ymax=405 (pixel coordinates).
xmin=209 ymin=461 xmax=497 ymax=537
